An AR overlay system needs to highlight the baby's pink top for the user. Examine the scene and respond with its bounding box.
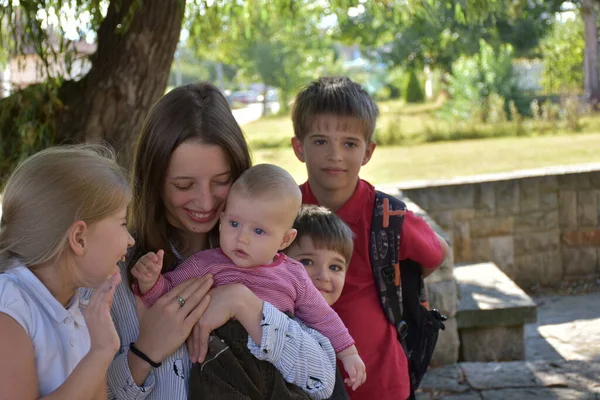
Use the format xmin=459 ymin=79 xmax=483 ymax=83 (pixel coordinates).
xmin=138 ymin=248 xmax=354 ymax=353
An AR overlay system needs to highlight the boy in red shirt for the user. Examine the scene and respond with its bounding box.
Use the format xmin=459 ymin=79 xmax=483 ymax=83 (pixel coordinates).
xmin=290 ymin=76 xmax=450 ymax=400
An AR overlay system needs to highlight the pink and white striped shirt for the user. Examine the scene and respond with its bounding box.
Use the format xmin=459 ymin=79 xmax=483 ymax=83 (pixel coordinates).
xmin=139 ymin=248 xmax=354 ymax=353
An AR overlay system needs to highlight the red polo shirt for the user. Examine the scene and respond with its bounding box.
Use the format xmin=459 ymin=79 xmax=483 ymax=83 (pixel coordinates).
xmin=300 ymin=179 xmax=443 ymax=400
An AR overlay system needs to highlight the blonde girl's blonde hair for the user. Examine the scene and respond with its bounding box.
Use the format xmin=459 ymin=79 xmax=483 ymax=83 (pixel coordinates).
xmin=0 ymin=144 xmax=132 ymax=272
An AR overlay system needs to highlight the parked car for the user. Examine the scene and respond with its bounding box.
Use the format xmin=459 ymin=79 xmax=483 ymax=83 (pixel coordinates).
xmin=231 ymin=90 xmax=263 ymax=104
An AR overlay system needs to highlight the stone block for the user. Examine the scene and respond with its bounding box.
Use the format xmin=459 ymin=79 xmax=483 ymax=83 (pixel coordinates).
xmin=562 ymin=230 xmax=600 ymax=246
xmin=519 ymin=178 xmax=540 ymax=212
xmin=453 ymin=222 xmax=471 ymax=262
xmin=577 ymin=190 xmax=599 ymax=227
xmin=590 ymin=171 xmax=600 ymax=188
xmin=454 ymin=263 xmax=537 ymax=329
xmin=495 ymin=180 xmax=520 ymax=216
xmin=514 ymin=211 xmax=558 ymax=233
xmin=429 ymin=211 xmax=454 ymax=230
xmin=561 ymin=247 xmax=599 ymax=279
xmin=441 ymin=394 xmax=483 ymax=400
xmin=405 ymin=188 xmax=429 ymax=209
xmin=459 ymin=325 xmax=525 ymax=362
xmin=474 ymin=183 xmax=496 ymax=215
xmin=452 ymin=209 xmax=476 ymax=221
xmin=430 ymin=317 xmax=460 ymax=367
xmin=425 ymin=260 xmax=455 ymax=285
xmin=558 ymin=191 xmax=577 ymax=228
xmin=428 ymin=185 xmax=475 ymax=210
xmin=514 ymin=231 xmax=560 ymax=256
xmin=427 ymin=280 xmax=458 ymax=317
xmin=539 ymin=192 xmax=558 ymax=210
xmin=470 ymin=238 xmax=491 ymax=262
xmin=481 ymin=388 xmax=592 ymax=400
xmin=513 ymin=250 xmax=563 ymax=287
xmin=461 ymin=361 xmax=540 ymax=389
xmin=489 ymin=236 xmax=515 ymax=276
xmin=557 ymin=173 xmax=591 ymax=190
xmin=537 ymin=175 xmax=558 ymax=192
xmin=469 ymin=217 xmax=514 ymax=238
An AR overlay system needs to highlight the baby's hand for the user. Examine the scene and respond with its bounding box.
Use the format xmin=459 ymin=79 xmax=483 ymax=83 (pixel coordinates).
xmin=131 ymin=250 xmax=164 ymax=294
xmin=340 ymin=352 xmax=366 ymax=391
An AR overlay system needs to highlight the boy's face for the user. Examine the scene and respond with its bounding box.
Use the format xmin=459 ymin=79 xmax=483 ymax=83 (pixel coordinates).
xmin=291 ymin=115 xmax=375 ymax=197
xmin=220 ymin=191 xmax=297 ymax=267
xmin=286 ymin=236 xmax=348 ymax=306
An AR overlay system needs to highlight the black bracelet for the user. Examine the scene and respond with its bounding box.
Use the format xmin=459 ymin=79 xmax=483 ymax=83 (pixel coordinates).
xmin=129 ymin=342 xmax=162 ymax=368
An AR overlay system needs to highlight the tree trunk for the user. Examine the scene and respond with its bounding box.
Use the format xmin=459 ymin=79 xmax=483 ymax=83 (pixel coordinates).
xmin=582 ymin=0 xmax=600 ymax=106
xmin=56 ymin=0 xmax=185 ymax=169
xmin=279 ymin=89 xmax=289 ymax=115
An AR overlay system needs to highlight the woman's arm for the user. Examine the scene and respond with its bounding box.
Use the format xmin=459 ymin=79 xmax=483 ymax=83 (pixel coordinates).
xmin=106 ymin=275 xmax=213 ymax=399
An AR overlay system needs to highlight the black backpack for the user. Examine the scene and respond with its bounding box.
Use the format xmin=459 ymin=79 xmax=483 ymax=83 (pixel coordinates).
xmin=369 ymin=191 xmax=447 ymax=398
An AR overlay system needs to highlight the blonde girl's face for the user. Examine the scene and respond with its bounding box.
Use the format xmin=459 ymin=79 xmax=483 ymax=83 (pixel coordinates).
xmin=76 ymin=204 xmax=135 ymax=287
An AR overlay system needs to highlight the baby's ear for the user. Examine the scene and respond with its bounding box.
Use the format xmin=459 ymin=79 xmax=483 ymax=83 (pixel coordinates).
xmin=279 ymin=228 xmax=298 ymax=251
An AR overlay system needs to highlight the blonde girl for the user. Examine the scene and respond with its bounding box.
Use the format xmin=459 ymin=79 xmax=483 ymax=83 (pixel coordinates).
xmin=0 ymin=145 xmax=135 ymax=400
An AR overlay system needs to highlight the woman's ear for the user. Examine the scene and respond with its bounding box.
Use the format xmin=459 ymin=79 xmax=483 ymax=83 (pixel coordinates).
xmin=68 ymin=220 xmax=88 ymax=257
xmin=279 ymin=228 xmax=298 ymax=251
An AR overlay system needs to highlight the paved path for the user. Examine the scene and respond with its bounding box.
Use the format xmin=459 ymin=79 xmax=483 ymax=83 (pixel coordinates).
xmin=419 ymin=292 xmax=600 ymax=399
xmin=526 ymin=292 xmax=600 ymax=362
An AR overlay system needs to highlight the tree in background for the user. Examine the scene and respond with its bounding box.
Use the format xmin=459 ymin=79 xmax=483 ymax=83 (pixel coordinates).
xmin=405 ymin=70 xmax=424 ymax=103
xmin=0 ymin=0 xmax=586 ymax=178
xmin=541 ymin=15 xmax=585 ymax=94
xmin=190 ymin=2 xmax=332 ymax=115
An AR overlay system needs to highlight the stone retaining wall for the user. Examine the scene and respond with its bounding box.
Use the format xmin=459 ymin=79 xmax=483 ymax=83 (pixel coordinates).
xmin=389 ymin=164 xmax=600 ymax=288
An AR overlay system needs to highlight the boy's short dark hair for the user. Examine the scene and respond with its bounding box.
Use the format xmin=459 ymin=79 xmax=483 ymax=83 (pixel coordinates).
xmin=290 ymin=204 xmax=354 ymax=265
xmin=292 ymin=76 xmax=380 ymax=142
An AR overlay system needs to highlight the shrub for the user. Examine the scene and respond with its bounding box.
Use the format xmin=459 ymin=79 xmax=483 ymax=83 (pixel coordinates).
xmin=405 ymin=70 xmax=425 ymax=103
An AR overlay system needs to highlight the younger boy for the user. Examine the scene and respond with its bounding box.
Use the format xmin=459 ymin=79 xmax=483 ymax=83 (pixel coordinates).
xmin=291 ymin=76 xmax=451 ymax=400
xmin=286 ymin=204 xmax=355 ymax=400
xmin=131 ymin=163 xmax=366 ymax=391
xmin=286 ymin=204 xmax=354 ymax=308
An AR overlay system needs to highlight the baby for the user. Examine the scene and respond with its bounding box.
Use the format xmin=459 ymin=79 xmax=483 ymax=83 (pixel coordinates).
xmin=132 ymin=164 xmax=366 ymax=390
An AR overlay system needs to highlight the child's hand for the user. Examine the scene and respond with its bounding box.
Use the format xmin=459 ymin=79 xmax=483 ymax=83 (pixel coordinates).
xmin=340 ymin=352 xmax=367 ymax=391
xmin=131 ymin=250 xmax=164 ymax=294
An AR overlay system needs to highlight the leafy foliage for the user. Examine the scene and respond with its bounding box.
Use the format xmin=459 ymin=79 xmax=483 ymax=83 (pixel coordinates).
xmin=541 ymin=15 xmax=585 ymax=93
xmin=405 ymin=70 xmax=424 ymax=103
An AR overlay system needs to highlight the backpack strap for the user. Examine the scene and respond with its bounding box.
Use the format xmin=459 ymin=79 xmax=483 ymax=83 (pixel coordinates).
xmin=370 ymin=191 xmax=409 ymax=344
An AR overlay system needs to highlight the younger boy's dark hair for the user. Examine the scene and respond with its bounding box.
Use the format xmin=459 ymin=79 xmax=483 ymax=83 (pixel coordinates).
xmin=292 ymin=76 xmax=380 ymax=142
xmin=290 ymin=204 xmax=354 ymax=265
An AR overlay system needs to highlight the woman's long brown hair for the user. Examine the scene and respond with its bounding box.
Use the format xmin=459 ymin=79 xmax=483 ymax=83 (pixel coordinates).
xmin=129 ymin=82 xmax=252 ymax=278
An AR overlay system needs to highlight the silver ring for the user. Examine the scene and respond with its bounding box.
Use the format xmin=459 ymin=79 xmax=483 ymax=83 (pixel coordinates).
xmin=176 ymin=295 xmax=186 ymax=308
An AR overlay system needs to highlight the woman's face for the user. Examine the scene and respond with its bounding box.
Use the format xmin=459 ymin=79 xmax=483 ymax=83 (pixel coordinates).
xmin=162 ymin=140 xmax=233 ymax=239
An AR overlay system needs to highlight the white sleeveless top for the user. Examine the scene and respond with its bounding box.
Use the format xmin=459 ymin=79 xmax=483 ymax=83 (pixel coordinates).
xmin=0 ymin=265 xmax=91 ymax=396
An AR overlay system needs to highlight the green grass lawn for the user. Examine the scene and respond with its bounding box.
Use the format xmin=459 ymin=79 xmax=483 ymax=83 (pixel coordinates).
xmin=243 ymin=99 xmax=438 ymax=149
xmin=252 ymin=133 xmax=600 ymax=185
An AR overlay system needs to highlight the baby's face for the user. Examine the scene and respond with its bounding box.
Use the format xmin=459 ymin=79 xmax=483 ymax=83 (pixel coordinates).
xmin=220 ymin=191 xmax=296 ymax=267
xmin=286 ymin=236 xmax=348 ymax=306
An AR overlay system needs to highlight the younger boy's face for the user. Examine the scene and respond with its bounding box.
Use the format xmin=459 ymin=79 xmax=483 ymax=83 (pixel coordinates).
xmin=291 ymin=115 xmax=375 ymax=198
xmin=286 ymin=236 xmax=347 ymax=306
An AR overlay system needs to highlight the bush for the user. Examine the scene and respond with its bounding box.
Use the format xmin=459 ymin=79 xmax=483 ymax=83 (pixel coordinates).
xmin=405 ymin=70 xmax=425 ymax=103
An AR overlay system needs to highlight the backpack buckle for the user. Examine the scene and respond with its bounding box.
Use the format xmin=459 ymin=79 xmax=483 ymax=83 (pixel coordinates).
xmin=382 ymin=267 xmax=395 ymax=284
xmin=396 ymin=320 xmax=408 ymax=341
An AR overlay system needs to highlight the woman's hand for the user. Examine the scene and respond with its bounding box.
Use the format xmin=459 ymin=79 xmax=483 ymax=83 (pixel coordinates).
xmin=84 ymin=272 xmax=121 ymax=359
xmin=133 ymin=275 xmax=213 ymax=364
xmin=187 ymin=284 xmax=264 ymax=363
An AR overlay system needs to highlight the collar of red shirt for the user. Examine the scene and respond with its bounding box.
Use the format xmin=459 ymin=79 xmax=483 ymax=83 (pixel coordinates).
xmin=300 ymin=179 xmax=375 ymax=225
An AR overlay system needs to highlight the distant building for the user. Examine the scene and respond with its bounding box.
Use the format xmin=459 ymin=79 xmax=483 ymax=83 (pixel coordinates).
xmin=1 ymin=27 xmax=96 ymax=98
